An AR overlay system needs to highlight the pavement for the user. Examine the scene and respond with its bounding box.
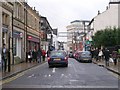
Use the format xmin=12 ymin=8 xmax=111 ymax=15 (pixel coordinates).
xmin=92 ymin=58 xmax=120 ymax=76
xmin=0 ymin=59 xmax=47 ymax=80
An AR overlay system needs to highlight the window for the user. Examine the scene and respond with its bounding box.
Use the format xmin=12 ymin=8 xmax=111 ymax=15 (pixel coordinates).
xmin=13 ymin=38 xmax=17 ymax=56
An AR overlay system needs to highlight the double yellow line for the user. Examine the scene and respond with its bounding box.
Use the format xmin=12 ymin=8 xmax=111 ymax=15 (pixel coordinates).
xmin=0 ymin=72 xmax=25 ymax=85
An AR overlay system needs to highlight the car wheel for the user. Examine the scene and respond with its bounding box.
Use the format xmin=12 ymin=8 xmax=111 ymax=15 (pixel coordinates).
xmin=89 ymin=60 xmax=92 ymax=63
xmin=49 ymin=65 xmax=52 ymax=68
xmin=65 ymin=64 xmax=68 ymax=67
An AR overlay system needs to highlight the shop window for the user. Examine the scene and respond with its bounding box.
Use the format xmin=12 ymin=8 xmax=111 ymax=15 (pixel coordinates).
xmin=13 ymin=38 xmax=17 ymax=56
xmin=2 ymin=32 xmax=5 ymax=44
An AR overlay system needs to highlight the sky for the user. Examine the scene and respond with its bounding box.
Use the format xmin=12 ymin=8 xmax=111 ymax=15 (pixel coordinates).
xmin=28 ymin=0 xmax=110 ymax=41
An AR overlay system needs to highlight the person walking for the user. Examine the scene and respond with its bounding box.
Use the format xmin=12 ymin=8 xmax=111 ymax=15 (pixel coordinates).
xmin=112 ymin=51 xmax=117 ymax=65
xmin=42 ymin=49 xmax=46 ymax=61
xmin=90 ymin=47 xmax=94 ymax=59
xmin=47 ymin=49 xmax=50 ymax=57
xmin=2 ymin=44 xmax=8 ymax=72
xmin=37 ymin=48 xmax=42 ymax=63
xmin=28 ymin=50 xmax=32 ymax=63
xmin=98 ymin=49 xmax=103 ymax=61
xmin=95 ymin=48 xmax=99 ymax=61
xmin=32 ymin=49 xmax=37 ymax=62
xmin=103 ymin=48 xmax=110 ymax=66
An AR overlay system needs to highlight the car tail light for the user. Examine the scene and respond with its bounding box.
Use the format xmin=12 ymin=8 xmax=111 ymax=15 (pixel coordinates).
xmin=74 ymin=54 xmax=75 ymax=57
xmin=47 ymin=57 xmax=51 ymax=61
xmin=64 ymin=57 xmax=68 ymax=61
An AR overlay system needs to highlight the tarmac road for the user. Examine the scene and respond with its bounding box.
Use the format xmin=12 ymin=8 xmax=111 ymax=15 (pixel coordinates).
xmin=2 ymin=58 xmax=119 ymax=90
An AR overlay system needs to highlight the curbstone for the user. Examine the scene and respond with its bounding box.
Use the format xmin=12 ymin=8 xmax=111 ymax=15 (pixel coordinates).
xmin=93 ymin=60 xmax=120 ymax=76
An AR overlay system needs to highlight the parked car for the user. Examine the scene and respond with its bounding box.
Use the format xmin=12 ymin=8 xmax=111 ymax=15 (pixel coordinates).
xmin=78 ymin=51 xmax=92 ymax=63
xmin=73 ymin=51 xmax=81 ymax=60
xmin=48 ymin=50 xmax=68 ymax=67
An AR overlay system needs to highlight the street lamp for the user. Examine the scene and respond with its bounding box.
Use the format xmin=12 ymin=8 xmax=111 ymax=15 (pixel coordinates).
xmin=8 ymin=31 xmax=11 ymax=72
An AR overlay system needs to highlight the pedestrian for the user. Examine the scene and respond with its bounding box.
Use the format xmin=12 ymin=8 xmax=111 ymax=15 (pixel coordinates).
xmin=28 ymin=50 xmax=32 ymax=63
xmin=94 ymin=48 xmax=99 ymax=61
xmin=2 ymin=44 xmax=8 ymax=72
xmin=98 ymin=49 xmax=103 ymax=61
xmin=42 ymin=49 xmax=46 ymax=61
xmin=32 ymin=49 xmax=37 ymax=62
xmin=112 ymin=51 xmax=117 ymax=65
xmin=47 ymin=49 xmax=50 ymax=57
xmin=90 ymin=47 xmax=94 ymax=59
xmin=103 ymin=48 xmax=110 ymax=66
xmin=37 ymin=48 xmax=42 ymax=63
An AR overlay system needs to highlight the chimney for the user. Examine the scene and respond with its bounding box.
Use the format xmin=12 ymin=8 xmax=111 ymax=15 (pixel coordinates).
xmin=34 ymin=7 xmax=35 ymax=10
xmin=98 ymin=10 xmax=100 ymax=15
xmin=106 ymin=6 xmax=108 ymax=10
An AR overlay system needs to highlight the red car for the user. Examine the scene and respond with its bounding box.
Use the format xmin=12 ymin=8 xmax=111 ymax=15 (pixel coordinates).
xmin=73 ymin=51 xmax=82 ymax=60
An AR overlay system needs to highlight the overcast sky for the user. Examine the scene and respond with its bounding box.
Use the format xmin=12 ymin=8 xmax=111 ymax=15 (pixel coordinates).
xmin=28 ymin=0 xmax=109 ymax=41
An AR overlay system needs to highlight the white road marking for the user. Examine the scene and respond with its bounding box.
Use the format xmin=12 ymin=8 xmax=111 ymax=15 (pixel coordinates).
xmin=48 ymin=74 xmax=51 ymax=77
xmin=27 ymin=74 xmax=35 ymax=78
xmin=61 ymin=74 xmax=64 ymax=76
xmin=52 ymin=68 xmax=56 ymax=73
xmin=70 ymin=79 xmax=79 ymax=82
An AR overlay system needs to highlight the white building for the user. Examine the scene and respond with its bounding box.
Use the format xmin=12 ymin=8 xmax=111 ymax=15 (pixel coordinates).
xmin=53 ymin=34 xmax=58 ymax=50
xmin=66 ymin=20 xmax=90 ymax=51
xmin=92 ymin=0 xmax=120 ymax=35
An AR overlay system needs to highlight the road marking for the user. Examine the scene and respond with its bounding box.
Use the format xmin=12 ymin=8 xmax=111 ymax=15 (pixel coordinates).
xmin=48 ymin=74 xmax=51 ymax=77
xmin=52 ymin=68 xmax=56 ymax=73
xmin=0 ymin=72 xmax=24 ymax=85
xmin=1 ymin=62 xmax=48 ymax=85
xmin=27 ymin=74 xmax=35 ymax=78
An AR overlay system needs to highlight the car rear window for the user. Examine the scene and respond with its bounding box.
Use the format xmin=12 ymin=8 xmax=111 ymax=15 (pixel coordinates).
xmin=81 ymin=51 xmax=90 ymax=55
xmin=50 ymin=51 xmax=65 ymax=57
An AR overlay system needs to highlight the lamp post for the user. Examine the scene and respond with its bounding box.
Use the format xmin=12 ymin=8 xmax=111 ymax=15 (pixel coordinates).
xmin=8 ymin=32 xmax=11 ymax=72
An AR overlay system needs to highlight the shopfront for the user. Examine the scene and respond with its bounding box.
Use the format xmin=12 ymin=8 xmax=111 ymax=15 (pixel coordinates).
xmin=27 ymin=35 xmax=40 ymax=52
xmin=13 ymin=30 xmax=23 ymax=59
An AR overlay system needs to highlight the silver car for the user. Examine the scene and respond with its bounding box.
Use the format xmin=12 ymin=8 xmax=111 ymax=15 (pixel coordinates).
xmin=78 ymin=51 xmax=92 ymax=63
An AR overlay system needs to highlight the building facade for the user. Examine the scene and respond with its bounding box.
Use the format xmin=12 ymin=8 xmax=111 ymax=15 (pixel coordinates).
xmin=26 ymin=5 xmax=40 ymax=53
xmin=0 ymin=2 xmax=13 ymax=64
xmin=66 ymin=20 xmax=90 ymax=51
xmin=12 ymin=2 xmax=25 ymax=64
xmin=52 ymin=29 xmax=58 ymax=50
xmin=92 ymin=0 xmax=120 ymax=35
xmin=40 ymin=16 xmax=53 ymax=52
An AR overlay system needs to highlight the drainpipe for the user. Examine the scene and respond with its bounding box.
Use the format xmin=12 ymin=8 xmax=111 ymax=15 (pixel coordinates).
xmin=25 ymin=2 xmax=28 ymax=62
xmin=12 ymin=9 xmax=14 ymax=65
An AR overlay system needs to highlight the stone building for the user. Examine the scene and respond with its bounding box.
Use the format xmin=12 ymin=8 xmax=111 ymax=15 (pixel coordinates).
xmin=12 ymin=2 xmax=26 ymax=64
xmin=26 ymin=5 xmax=40 ymax=53
xmin=0 ymin=1 xmax=41 ymax=64
xmin=0 ymin=2 xmax=13 ymax=64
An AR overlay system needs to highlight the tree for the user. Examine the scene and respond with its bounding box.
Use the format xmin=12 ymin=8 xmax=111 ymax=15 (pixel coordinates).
xmin=93 ymin=27 xmax=120 ymax=47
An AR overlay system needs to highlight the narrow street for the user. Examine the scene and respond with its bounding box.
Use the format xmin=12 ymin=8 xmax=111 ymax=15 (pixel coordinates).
xmin=2 ymin=58 xmax=118 ymax=89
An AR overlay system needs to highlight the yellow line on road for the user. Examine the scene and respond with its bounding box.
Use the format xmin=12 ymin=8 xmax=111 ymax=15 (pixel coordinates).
xmin=0 ymin=72 xmax=25 ymax=85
